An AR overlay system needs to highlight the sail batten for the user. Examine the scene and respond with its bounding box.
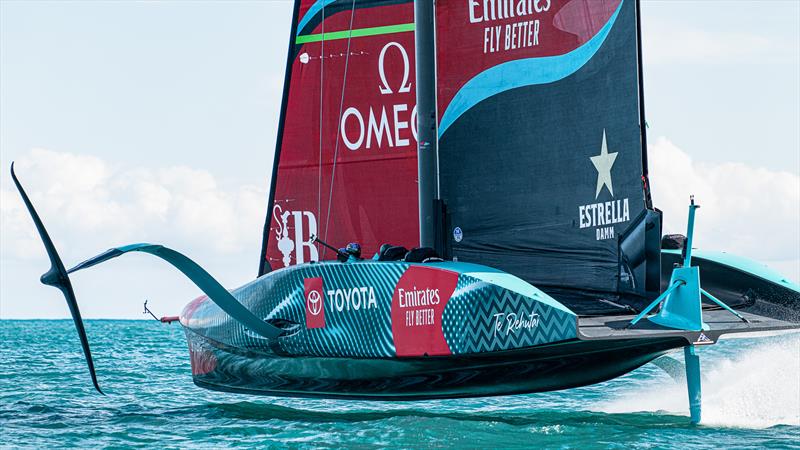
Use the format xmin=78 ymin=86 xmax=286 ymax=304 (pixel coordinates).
xmin=296 ymin=22 xmax=415 ymax=44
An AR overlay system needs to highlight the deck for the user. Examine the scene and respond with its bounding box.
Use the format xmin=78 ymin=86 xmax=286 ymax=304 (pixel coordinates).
xmin=578 ymin=309 xmax=800 ymax=342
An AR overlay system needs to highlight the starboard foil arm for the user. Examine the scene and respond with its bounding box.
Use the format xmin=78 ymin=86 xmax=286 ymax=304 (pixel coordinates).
xmin=67 ymin=244 xmax=284 ymax=340
xmin=10 ymin=163 xmax=282 ymax=394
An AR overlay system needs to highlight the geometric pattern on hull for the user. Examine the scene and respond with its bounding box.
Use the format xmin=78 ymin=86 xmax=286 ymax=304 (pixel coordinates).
xmin=443 ymin=275 xmax=578 ymax=354
xmin=182 ymin=261 xmax=578 ymax=361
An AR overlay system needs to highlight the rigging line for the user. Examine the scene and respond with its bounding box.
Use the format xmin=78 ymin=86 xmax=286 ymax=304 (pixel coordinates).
xmin=321 ymin=0 xmax=357 ymax=258
xmin=317 ymin=1 xmax=325 ymax=226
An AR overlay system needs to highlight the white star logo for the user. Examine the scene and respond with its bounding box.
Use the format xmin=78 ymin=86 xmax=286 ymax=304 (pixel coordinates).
xmin=589 ymin=129 xmax=618 ymax=198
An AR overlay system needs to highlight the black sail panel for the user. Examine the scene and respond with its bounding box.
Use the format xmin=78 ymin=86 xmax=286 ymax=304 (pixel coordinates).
xmin=436 ymin=0 xmax=659 ymax=313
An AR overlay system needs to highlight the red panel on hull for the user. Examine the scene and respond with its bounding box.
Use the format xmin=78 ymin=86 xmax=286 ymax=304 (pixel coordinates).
xmin=304 ymin=277 xmax=326 ymax=328
xmin=391 ymin=266 xmax=459 ymax=357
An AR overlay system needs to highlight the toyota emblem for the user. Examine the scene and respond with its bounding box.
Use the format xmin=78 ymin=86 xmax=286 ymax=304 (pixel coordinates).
xmin=307 ymin=289 xmax=322 ymax=316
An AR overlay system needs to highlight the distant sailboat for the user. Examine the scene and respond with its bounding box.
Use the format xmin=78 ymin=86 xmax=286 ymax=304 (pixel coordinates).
xmin=13 ymin=0 xmax=799 ymax=424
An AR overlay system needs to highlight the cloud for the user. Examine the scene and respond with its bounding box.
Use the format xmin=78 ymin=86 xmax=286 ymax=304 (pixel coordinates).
xmin=648 ymin=137 xmax=800 ymax=279
xmin=642 ymin=22 xmax=786 ymax=66
xmin=1 ymin=148 xmax=268 ymax=263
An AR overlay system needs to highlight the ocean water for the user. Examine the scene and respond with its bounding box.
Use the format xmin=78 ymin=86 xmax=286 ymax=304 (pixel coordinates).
xmin=1 ymin=320 xmax=798 ymax=449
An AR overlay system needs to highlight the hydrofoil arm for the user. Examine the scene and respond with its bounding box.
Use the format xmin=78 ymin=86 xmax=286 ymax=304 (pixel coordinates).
xmin=11 ymin=163 xmax=282 ymax=394
xmin=67 ymin=244 xmax=283 ymax=340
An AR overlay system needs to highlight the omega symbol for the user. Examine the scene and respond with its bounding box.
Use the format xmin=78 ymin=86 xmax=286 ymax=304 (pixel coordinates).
xmin=378 ymin=42 xmax=411 ymax=95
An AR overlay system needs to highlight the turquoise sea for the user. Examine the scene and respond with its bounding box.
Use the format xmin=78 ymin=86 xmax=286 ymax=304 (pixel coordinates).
xmin=1 ymin=320 xmax=798 ymax=448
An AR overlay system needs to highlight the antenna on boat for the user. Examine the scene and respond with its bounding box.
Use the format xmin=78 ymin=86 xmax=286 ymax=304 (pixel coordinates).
xmin=143 ymin=300 xmax=179 ymax=324
xmin=143 ymin=300 xmax=159 ymax=321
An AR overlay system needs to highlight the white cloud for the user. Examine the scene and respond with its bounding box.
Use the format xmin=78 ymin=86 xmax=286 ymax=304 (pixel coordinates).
xmin=645 ymin=29 xmax=765 ymax=65
xmin=1 ymin=148 xmax=267 ymax=263
xmin=642 ymin=22 xmax=788 ymax=66
xmin=649 ymin=137 xmax=800 ymax=280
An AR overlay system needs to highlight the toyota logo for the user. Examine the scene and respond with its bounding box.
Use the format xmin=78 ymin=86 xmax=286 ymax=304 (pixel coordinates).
xmin=307 ymin=289 xmax=322 ymax=316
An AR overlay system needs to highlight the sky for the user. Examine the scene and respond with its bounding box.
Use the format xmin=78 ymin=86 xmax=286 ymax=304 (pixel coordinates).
xmin=1 ymin=0 xmax=798 ymax=319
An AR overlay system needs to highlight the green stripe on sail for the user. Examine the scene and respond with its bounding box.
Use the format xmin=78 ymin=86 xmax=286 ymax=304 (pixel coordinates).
xmin=296 ymin=23 xmax=414 ymax=44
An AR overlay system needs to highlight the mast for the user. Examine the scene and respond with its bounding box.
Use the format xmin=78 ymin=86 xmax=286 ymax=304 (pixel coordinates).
xmin=414 ymin=0 xmax=439 ymax=248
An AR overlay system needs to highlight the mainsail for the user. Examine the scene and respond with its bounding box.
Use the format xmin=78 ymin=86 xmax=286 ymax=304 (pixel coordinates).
xmin=433 ymin=0 xmax=661 ymax=312
xmin=260 ymin=0 xmax=419 ymax=274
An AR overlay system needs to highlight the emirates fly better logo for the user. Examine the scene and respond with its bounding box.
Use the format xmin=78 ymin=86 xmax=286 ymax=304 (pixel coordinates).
xmin=304 ymin=277 xmax=325 ymax=328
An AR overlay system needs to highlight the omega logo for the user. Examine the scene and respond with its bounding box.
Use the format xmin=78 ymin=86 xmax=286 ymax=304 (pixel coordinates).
xmin=378 ymin=42 xmax=412 ymax=95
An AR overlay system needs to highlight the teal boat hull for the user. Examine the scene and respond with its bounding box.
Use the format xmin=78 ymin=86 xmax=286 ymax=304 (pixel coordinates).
xmin=179 ymin=255 xmax=799 ymax=399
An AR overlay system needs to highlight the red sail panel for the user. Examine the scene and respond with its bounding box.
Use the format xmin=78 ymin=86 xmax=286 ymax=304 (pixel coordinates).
xmin=262 ymin=0 xmax=419 ymax=273
xmin=436 ymin=0 xmax=621 ymax=117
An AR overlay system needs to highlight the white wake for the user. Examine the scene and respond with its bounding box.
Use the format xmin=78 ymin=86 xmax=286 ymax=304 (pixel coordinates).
xmin=598 ymin=334 xmax=800 ymax=428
